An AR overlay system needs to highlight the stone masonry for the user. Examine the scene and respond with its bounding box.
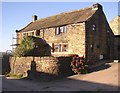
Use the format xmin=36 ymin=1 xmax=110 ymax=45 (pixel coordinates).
xmin=110 ymin=16 xmax=120 ymax=59
xmin=10 ymin=56 xmax=73 ymax=80
xmin=16 ymin=3 xmax=114 ymax=66
xmin=17 ymin=23 xmax=86 ymax=57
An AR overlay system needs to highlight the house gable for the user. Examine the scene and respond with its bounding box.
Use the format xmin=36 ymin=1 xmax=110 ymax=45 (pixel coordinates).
xmin=16 ymin=3 xmax=114 ymax=60
xmin=17 ymin=4 xmax=102 ymax=33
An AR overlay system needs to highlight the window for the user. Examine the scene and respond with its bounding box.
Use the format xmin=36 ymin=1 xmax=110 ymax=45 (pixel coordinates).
xmin=23 ymin=33 xmax=26 ymax=36
xmin=107 ymin=30 xmax=110 ymax=33
xmin=118 ymin=46 xmax=120 ymax=52
xmin=32 ymin=32 xmax=34 ymax=36
xmin=27 ymin=33 xmax=29 ymax=36
xmin=60 ymin=27 xmax=64 ymax=33
xmin=55 ymin=27 xmax=60 ymax=35
xmin=90 ymin=44 xmax=94 ymax=52
xmin=64 ymin=26 xmax=67 ymax=33
xmin=52 ymin=43 xmax=68 ymax=52
xmin=55 ymin=26 xmax=67 ymax=35
xmin=92 ymin=24 xmax=96 ymax=31
xmin=54 ymin=44 xmax=61 ymax=52
xmin=96 ymin=44 xmax=100 ymax=48
xmin=36 ymin=30 xmax=40 ymax=36
xmin=62 ymin=44 xmax=68 ymax=52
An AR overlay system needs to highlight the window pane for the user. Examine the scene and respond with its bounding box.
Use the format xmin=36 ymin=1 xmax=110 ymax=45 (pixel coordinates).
xmin=52 ymin=43 xmax=54 ymax=52
xmin=64 ymin=26 xmax=67 ymax=33
xmin=32 ymin=32 xmax=34 ymax=36
xmin=92 ymin=28 xmax=95 ymax=31
xmin=92 ymin=24 xmax=96 ymax=31
xmin=90 ymin=44 xmax=94 ymax=52
xmin=55 ymin=27 xmax=60 ymax=35
xmin=53 ymin=43 xmax=68 ymax=52
xmin=54 ymin=44 xmax=60 ymax=52
xmin=107 ymin=30 xmax=110 ymax=33
xmin=55 ymin=26 xmax=67 ymax=35
xmin=60 ymin=27 xmax=64 ymax=33
xmin=118 ymin=46 xmax=120 ymax=52
xmin=93 ymin=24 xmax=96 ymax=27
xmin=62 ymin=44 xmax=68 ymax=52
xmin=36 ymin=30 xmax=40 ymax=36
xmin=23 ymin=33 xmax=26 ymax=36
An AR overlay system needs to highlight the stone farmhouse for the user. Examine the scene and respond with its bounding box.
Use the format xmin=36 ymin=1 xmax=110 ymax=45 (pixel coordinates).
xmin=16 ymin=3 xmax=114 ymax=65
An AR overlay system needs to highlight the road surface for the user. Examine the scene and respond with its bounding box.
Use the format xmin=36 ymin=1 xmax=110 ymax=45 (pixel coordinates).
xmin=1 ymin=62 xmax=120 ymax=92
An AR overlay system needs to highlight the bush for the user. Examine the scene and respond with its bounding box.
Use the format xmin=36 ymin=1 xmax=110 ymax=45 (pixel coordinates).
xmin=14 ymin=36 xmax=34 ymax=57
xmin=71 ymin=55 xmax=88 ymax=74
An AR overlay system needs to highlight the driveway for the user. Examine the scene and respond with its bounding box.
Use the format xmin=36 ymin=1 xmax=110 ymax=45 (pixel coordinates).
xmin=2 ymin=62 xmax=119 ymax=92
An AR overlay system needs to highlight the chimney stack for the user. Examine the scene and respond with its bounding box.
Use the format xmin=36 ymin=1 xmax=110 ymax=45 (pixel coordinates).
xmin=32 ymin=15 xmax=37 ymax=22
xmin=92 ymin=3 xmax=102 ymax=10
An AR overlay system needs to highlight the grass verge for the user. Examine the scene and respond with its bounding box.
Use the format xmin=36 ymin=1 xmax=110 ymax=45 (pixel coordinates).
xmin=5 ymin=73 xmax=23 ymax=79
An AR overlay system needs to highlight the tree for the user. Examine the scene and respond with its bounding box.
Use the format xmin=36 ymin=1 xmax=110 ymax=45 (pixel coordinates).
xmin=14 ymin=36 xmax=35 ymax=57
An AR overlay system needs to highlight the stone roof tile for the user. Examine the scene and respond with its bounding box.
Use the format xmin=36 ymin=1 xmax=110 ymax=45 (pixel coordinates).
xmin=18 ymin=3 xmax=100 ymax=32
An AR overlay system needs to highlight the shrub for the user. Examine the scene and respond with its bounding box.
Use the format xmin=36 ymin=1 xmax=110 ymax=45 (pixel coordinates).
xmin=71 ymin=55 xmax=88 ymax=74
xmin=14 ymin=36 xmax=34 ymax=57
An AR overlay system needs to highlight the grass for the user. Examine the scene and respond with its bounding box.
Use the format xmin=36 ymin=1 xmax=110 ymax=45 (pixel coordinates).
xmin=6 ymin=73 xmax=23 ymax=79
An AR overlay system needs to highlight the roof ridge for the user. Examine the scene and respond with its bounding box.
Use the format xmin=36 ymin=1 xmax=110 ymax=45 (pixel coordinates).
xmin=35 ymin=6 xmax=92 ymax=23
xmin=59 ymin=6 xmax=91 ymax=15
xmin=18 ymin=3 xmax=98 ymax=32
xmin=18 ymin=22 xmax=32 ymax=32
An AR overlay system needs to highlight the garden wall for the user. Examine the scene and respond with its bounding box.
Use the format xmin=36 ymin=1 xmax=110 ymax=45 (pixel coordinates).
xmin=9 ymin=56 xmax=73 ymax=81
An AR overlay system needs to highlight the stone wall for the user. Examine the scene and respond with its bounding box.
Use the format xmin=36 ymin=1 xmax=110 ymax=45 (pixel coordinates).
xmin=109 ymin=16 xmax=120 ymax=60
xmin=37 ymin=23 xmax=85 ymax=57
xmin=67 ymin=23 xmax=85 ymax=56
xmin=17 ymin=22 xmax=85 ymax=57
xmin=114 ymin=36 xmax=120 ymax=59
xmin=85 ymin=8 xmax=114 ymax=65
xmin=16 ymin=6 xmax=114 ymax=65
xmin=109 ymin=16 xmax=120 ymax=35
xmin=10 ymin=56 xmax=73 ymax=80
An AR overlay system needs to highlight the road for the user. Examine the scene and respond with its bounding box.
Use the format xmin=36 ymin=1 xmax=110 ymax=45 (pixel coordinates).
xmin=1 ymin=62 xmax=120 ymax=92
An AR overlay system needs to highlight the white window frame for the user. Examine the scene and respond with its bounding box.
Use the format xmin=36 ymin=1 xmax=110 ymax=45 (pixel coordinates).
xmin=64 ymin=26 xmax=67 ymax=33
xmin=92 ymin=24 xmax=96 ymax=31
xmin=55 ymin=27 xmax=60 ymax=35
xmin=55 ymin=26 xmax=67 ymax=35
xmin=53 ymin=43 xmax=68 ymax=52
xmin=62 ymin=44 xmax=68 ymax=52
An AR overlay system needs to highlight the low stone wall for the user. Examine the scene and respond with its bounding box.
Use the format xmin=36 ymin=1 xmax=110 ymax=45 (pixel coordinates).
xmin=9 ymin=56 xmax=73 ymax=80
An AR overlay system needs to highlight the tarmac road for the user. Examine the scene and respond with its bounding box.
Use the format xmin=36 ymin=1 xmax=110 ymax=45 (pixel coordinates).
xmin=1 ymin=62 xmax=119 ymax=92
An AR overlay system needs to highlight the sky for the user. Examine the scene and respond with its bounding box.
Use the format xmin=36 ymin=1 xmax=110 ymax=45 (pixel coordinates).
xmin=0 ymin=1 xmax=119 ymax=52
